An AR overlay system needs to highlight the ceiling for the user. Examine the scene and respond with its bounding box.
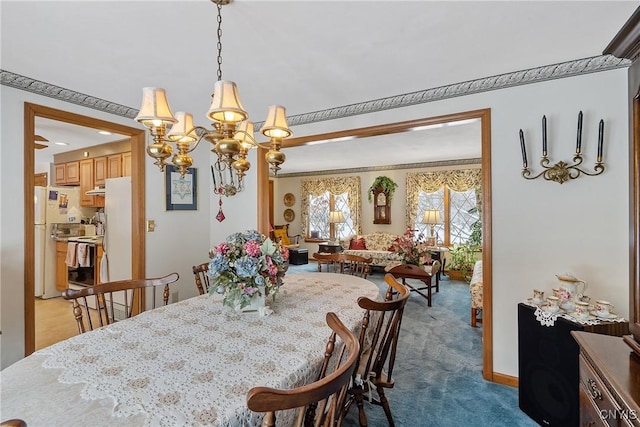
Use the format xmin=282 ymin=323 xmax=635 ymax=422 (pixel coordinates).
xmin=3 ymin=1 xmax=636 ymax=174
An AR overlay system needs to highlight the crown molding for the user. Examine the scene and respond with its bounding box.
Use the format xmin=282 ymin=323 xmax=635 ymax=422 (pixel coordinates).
xmin=604 ymin=6 xmax=640 ymax=61
xmin=1 ymin=55 xmax=629 ymax=126
xmin=277 ymin=158 xmax=482 ymax=178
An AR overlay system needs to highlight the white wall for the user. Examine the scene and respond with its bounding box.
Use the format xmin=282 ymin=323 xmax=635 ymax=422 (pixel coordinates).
xmin=0 ymin=85 xmax=212 ymax=368
xmin=279 ymin=68 xmax=630 ymax=378
xmin=1 ymin=67 xmax=630 ymax=379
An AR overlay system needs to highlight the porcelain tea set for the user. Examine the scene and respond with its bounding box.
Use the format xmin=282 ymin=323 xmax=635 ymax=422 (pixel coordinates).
xmin=529 ymin=273 xmax=617 ymax=321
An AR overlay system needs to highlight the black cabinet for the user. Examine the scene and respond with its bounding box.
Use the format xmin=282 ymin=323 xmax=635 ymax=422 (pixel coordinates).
xmin=517 ymin=303 xmax=628 ymax=426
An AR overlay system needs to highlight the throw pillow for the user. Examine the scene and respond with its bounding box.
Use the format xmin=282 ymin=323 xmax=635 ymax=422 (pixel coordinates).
xmin=273 ymin=228 xmax=290 ymax=246
xmin=349 ymin=237 xmax=367 ymax=250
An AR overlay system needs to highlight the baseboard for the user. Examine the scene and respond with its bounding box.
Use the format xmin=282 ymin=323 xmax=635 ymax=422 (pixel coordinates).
xmin=491 ymin=372 xmax=518 ymax=388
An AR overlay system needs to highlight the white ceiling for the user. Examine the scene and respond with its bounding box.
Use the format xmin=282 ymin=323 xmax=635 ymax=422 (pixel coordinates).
xmin=3 ymin=0 xmax=637 ymax=173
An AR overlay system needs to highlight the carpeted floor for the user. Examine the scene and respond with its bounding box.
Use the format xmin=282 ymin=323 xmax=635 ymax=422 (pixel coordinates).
xmin=287 ymin=262 xmax=538 ymax=427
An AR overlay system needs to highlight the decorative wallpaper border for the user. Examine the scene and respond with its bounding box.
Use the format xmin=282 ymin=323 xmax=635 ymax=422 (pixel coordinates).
xmin=0 ymin=55 xmax=629 ymax=127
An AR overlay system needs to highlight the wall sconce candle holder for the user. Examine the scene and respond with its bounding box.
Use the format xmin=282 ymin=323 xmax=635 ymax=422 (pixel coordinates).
xmin=519 ymin=111 xmax=605 ymax=184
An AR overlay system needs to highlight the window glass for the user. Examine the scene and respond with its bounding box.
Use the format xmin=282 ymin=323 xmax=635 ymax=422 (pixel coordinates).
xmin=308 ymin=191 xmax=354 ymax=240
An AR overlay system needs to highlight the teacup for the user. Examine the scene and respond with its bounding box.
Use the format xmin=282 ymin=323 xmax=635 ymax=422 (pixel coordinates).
xmin=552 ymin=288 xmax=561 ymax=299
xmin=532 ymin=289 xmax=544 ymax=304
xmin=574 ymin=301 xmax=590 ymax=320
xmin=546 ymin=296 xmax=560 ymax=313
xmin=594 ymin=300 xmax=613 ymax=317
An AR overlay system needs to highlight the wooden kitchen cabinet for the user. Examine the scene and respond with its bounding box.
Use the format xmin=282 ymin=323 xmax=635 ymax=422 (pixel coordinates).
xmin=79 ymin=159 xmax=104 ymax=207
xmin=122 ymin=151 xmax=132 ymax=177
xmin=55 ymin=241 xmax=68 ymax=291
xmin=94 ymin=156 xmax=107 ymax=186
xmin=54 ymin=161 xmax=80 ymax=185
xmin=96 ymin=245 xmax=104 ymax=284
xmin=107 ymin=154 xmax=123 ymax=179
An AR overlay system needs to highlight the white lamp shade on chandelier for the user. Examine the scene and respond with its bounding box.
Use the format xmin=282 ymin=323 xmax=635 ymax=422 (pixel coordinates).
xmin=206 ymin=80 xmax=248 ymax=124
xmin=135 ymin=87 xmax=178 ymax=128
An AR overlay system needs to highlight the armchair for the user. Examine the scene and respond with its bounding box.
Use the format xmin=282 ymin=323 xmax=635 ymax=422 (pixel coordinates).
xmin=272 ymin=224 xmax=301 ymax=248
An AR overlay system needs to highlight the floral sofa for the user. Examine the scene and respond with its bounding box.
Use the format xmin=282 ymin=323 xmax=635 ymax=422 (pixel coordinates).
xmin=341 ymin=231 xmax=403 ymax=268
xmin=470 ymin=260 xmax=483 ymax=327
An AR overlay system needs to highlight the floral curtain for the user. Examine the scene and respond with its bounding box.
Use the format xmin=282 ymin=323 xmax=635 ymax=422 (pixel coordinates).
xmin=301 ymin=176 xmax=362 ymax=237
xmin=405 ymin=169 xmax=482 ymax=226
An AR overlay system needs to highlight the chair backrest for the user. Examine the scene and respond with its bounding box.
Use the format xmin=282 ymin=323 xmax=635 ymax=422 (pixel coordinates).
xmin=355 ymin=273 xmax=410 ymax=391
xmin=247 ymin=312 xmax=360 ymax=427
xmin=336 ymin=253 xmax=373 ymax=278
xmin=273 ymin=228 xmax=291 ymax=246
xmin=313 ymin=252 xmax=340 ymax=272
xmin=192 ymin=262 xmax=211 ymax=295
xmin=61 ymin=272 xmax=179 ymax=334
xmin=0 ymin=420 xmax=27 ymax=427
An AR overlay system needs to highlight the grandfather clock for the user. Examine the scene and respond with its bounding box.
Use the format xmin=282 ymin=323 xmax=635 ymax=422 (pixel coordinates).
xmin=373 ymin=186 xmax=391 ymax=224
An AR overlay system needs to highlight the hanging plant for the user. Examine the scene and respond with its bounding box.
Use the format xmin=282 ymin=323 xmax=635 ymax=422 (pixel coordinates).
xmin=368 ymin=176 xmax=398 ymax=203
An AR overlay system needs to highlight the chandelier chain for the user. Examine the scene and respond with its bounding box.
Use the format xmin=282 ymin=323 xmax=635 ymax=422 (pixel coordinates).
xmin=216 ymin=3 xmax=223 ymax=81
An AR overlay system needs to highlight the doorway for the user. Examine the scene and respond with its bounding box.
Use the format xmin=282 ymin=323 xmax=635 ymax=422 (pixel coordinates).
xmin=23 ymin=103 xmax=146 ymax=356
xmin=276 ymin=108 xmax=495 ymax=381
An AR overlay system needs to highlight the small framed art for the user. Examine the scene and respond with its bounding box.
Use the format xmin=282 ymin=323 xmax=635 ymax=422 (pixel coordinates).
xmin=165 ymin=165 xmax=197 ymax=211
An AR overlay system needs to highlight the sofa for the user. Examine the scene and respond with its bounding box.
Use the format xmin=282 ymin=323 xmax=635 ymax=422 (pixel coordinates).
xmin=341 ymin=231 xmax=403 ymax=268
xmin=470 ymin=260 xmax=483 ymax=327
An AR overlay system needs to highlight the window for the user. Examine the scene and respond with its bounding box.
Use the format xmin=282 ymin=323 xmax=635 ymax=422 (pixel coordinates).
xmin=301 ymin=177 xmax=362 ymax=240
xmin=407 ymin=169 xmax=481 ymax=247
xmin=414 ymin=187 xmax=479 ymax=246
xmin=308 ymin=192 xmax=356 ymax=240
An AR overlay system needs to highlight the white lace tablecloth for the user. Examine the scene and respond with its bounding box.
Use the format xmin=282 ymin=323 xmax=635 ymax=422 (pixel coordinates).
xmin=0 ymin=273 xmax=379 ymax=427
xmin=521 ymin=300 xmax=627 ymax=327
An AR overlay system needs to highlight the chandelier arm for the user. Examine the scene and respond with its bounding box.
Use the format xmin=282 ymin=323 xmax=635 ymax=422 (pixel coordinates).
xmin=233 ymin=129 xmax=272 ymax=149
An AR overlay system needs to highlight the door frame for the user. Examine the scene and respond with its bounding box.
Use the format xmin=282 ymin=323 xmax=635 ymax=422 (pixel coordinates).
xmin=276 ymin=108 xmax=496 ymax=382
xmin=23 ymin=103 xmax=146 ymax=356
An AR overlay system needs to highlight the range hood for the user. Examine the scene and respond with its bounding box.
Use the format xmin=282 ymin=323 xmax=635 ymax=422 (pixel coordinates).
xmin=85 ymin=186 xmax=106 ymax=195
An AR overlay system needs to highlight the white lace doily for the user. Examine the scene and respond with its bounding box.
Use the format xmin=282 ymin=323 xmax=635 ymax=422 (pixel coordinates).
xmin=523 ymin=301 xmax=626 ymax=327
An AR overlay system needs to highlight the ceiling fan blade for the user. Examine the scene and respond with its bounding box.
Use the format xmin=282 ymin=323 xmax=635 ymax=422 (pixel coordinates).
xmin=34 ymin=143 xmax=48 ymax=149
xmin=34 ymin=135 xmax=49 ymax=142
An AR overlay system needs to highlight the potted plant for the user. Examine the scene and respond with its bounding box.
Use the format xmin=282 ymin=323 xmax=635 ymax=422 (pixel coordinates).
xmin=446 ymin=242 xmax=479 ymax=282
xmin=368 ymin=176 xmax=398 ymax=203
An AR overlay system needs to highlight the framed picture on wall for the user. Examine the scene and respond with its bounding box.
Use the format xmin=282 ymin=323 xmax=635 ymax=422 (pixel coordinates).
xmin=165 ymin=165 xmax=197 ymax=211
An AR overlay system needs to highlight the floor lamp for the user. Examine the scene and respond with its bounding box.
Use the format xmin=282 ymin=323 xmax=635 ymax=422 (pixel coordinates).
xmin=421 ymin=209 xmax=441 ymax=247
xmin=329 ymin=211 xmax=345 ymax=244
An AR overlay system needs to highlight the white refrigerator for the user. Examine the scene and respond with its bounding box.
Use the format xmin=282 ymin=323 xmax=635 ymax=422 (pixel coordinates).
xmin=34 ymin=186 xmax=91 ymax=299
xmin=104 ymin=176 xmax=132 ymax=282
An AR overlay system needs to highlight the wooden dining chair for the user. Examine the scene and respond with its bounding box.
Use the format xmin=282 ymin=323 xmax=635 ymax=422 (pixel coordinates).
xmin=336 ymin=254 xmax=373 ymax=279
xmin=61 ymin=272 xmax=179 ymax=334
xmin=0 ymin=420 xmax=27 ymax=427
xmin=313 ymin=252 xmax=340 ymax=273
xmin=339 ymin=273 xmax=410 ymax=427
xmin=247 ymin=312 xmax=360 ymax=427
xmin=192 ymin=262 xmax=211 ymax=295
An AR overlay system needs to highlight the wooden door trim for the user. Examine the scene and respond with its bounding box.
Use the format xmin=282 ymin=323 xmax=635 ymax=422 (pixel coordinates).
xmin=264 ymin=108 xmax=496 ymax=381
xmin=24 ymin=103 xmax=146 ymax=355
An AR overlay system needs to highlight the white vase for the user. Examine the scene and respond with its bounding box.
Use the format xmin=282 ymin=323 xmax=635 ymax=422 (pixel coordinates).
xmin=232 ymin=285 xmax=272 ymax=316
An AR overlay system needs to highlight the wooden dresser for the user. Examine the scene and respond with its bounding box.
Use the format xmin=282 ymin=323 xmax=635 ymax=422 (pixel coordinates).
xmin=571 ymin=332 xmax=640 ymax=427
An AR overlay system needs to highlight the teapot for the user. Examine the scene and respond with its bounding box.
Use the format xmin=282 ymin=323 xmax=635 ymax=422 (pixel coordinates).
xmin=556 ymin=273 xmax=588 ymax=311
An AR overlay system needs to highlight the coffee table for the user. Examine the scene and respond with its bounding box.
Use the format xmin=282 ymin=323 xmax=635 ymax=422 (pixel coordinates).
xmin=385 ymin=263 xmax=438 ymax=307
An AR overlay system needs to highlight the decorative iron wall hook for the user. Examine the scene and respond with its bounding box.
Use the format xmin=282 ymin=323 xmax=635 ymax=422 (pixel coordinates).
xmin=519 ymin=111 xmax=605 ymax=184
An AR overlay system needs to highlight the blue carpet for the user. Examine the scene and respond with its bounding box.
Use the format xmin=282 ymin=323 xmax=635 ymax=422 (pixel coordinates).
xmin=286 ymin=263 xmax=538 ymax=427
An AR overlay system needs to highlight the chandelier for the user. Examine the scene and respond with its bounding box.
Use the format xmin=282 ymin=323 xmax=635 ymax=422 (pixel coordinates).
xmin=134 ymin=0 xmax=291 ymax=197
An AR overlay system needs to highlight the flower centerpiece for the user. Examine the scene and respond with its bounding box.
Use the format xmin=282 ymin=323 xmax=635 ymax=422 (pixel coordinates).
xmin=208 ymin=229 xmax=289 ymax=310
xmin=391 ymin=229 xmax=433 ymax=266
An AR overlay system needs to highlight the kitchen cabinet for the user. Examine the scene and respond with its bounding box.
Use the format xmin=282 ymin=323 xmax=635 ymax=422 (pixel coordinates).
xmin=107 ymin=154 xmax=123 ymax=179
xmin=122 ymin=152 xmax=132 ymax=177
xmin=94 ymin=157 xmax=107 ymax=186
xmin=55 ymin=241 xmax=68 ymax=291
xmin=54 ymin=161 xmax=80 ymax=185
xmin=80 ymin=159 xmax=104 ymax=208
xmin=96 ymin=245 xmax=104 ymax=284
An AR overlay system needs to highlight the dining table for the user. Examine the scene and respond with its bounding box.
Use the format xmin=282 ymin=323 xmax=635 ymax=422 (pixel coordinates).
xmin=0 ymin=272 xmax=379 ymax=427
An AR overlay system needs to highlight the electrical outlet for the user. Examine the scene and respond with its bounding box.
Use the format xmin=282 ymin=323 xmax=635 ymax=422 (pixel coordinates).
xmin=146 ymin=220 xmax=155 ymax=232
xmin=171 ymin=291 xmax=179 ymax=304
